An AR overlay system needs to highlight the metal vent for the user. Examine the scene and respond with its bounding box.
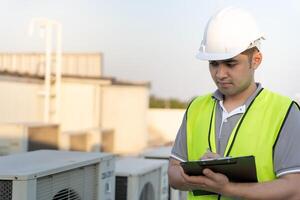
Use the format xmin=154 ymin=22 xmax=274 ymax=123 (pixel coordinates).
xmin=139 ymin=182 xmax=155 ymax=200
xmin=115 ymin=176 xmax=128 ymax=200
xmin=0 ymin=180 xmax=12 ymax=200
xmin=52 ymin=188 xmax=81 ymax=200
xmin=37 ymin=164 xmax=98 ymax=200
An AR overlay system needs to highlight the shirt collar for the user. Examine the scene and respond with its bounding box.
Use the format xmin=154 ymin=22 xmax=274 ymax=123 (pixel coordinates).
xmin=212 ymin=83 xmax=263 ymax=108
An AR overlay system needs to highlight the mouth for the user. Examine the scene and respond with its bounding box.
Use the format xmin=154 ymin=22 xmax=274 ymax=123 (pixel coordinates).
xmin=217 ymin=81 xmax=232 ymax=88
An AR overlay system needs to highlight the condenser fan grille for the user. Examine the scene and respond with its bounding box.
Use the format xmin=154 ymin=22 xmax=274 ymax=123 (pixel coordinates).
xmin=0 ymin=180 xmax=12 ymax=200
xmin=52 ymin=188 xmax=81 ymax=200
xmin=37 ymin=164 xmax=98 ymax=200
xmin=115 ymin=176 xmax=128 ymax=200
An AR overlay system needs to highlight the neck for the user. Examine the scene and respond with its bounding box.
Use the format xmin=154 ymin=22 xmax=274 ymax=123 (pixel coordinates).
xmin=223 ymin=82 xmax=257 ymax=112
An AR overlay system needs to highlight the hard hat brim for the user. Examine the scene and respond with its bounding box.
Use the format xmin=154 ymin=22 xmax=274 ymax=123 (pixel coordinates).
xmin=196 ymin=51 xmax=241 ymax=61
xmin=196 ymin=36 xmax=265 ymax=61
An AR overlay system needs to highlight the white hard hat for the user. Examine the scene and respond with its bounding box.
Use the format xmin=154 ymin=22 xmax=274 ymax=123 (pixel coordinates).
xmin=196 ymin=6 xmax=265 ymax=61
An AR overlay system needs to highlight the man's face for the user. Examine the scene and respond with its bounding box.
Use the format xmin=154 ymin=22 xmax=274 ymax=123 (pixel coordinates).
xmin=209 ymin=53 xmax=257 ymax=97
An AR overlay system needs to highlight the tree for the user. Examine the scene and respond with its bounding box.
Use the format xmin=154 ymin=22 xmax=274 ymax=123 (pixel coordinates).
xmin=149 ymin=95 xmax=188 ymax=109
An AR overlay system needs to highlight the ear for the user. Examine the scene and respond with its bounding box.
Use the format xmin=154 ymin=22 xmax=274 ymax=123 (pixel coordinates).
xmin=251 ymin=51 xmax=262 ymax=70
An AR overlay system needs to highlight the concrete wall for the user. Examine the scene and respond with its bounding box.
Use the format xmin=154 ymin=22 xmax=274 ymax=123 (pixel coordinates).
xmin=147 ymin=108 xmax=185 ymax=144
xmin=101 ymin=85 xmax=149 ymax=155
xmin=0 ymin=74 xmax=150 ymax=155
xmin=0 ymin=76 xmax=104 ymax=131
xmin=60 ymin=79 xmax=101 ymax=131
xmin=0 ymin=77 xmax=43 ymax=122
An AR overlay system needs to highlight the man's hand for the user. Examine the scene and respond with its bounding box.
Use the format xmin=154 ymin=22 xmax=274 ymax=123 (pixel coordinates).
xmin=200 ymin=150 xmax=221 ymax=160
xmin=180 ymin=167 xmax=232 ymax=196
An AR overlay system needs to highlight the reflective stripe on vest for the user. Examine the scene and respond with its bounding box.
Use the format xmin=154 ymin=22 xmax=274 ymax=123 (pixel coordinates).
xmin=186 ymin=89 xmax=292 ymax=200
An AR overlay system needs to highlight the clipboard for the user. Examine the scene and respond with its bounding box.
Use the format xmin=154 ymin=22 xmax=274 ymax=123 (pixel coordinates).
xmin=180 ymin=155 xmax=257 ymax=196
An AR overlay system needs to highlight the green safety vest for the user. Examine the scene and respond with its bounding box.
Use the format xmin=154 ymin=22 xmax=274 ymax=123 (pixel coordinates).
xmin=186 ymin=89 xmax=292 ymax=200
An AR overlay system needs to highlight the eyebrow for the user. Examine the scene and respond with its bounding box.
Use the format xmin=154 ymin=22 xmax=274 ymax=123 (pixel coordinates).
xmin=209 ymin=59 xmax=239 ymax=64
xmin=223 ymin=59 xmax=238 ymax=63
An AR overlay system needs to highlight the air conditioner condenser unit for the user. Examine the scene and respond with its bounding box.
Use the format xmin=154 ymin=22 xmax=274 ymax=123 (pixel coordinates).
xmin=142 ymin=146 xmax=187 ymax=200
xmin=0 ymin=150 xmax=115 ymax=200
xmin=115 ymin=157 xmax=168 ymax=200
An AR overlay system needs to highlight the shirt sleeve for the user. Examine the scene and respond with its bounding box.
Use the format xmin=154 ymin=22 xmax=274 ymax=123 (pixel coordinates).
xmin=170 ymin=112 xmax=188 ymax=162
xmin=274 ymin=103 xmax=300 ymax=177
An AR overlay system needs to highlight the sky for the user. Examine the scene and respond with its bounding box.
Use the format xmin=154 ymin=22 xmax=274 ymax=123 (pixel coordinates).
xmin=0 ymin=0 xmax=300 ymax=101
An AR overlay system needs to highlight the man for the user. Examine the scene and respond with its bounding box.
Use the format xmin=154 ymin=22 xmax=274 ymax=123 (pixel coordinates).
xmin=168 ymin=6 xmax=300 ymax=200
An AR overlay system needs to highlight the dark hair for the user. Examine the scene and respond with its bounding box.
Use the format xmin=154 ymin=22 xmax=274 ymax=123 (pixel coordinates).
xmin=241 ymin=47 xmax=259 ymax=64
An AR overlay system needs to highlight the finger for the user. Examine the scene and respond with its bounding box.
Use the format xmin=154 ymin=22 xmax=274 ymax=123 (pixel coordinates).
xmin=181 ymin=172 xmax=209 ymax=185
xmin=203 ymin=168 xmax=218 ymax=181
xmin=178 ymin=163 xmax=219 ymax=191
xmin=180 ymin=171 xmax=224 ymax=193
xmin=179 ymin=167 xmax=204 ymax=189
xmin=184 ymin=174 xmax=217 ymax=191
xmin=202 ymin=168 xmax=215 ymax=178
xmin=180 ymin=167 xmax=216 ymax=185
xmin=200 ymin=152 xmax=221 ymax=160
xmin=179 ymin=165 xmax=192 ymax=181
xmin=203 ymin=168 xmax=226 ymax=182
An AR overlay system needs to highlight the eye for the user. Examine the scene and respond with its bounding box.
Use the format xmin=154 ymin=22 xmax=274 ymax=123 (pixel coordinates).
xmin=225 ymin=62 xmax=237 ymax=68
xmin=209 ymin=61 xmax=219 ymax=67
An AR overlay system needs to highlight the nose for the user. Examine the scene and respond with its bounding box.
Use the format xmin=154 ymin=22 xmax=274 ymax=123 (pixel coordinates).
xmin=215 ymin=64 xmax=228 ymax=79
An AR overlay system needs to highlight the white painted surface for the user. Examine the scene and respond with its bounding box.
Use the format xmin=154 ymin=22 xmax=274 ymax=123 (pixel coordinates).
xmin=60 ymin=80 xmax=100 ymax=131
xmin=0 ymin=150 xmax=112 ymax=179
xmin=0 ymin=79 xmax=43 ymax=122
xmin=101 ymin=85 xmax=149 ymax=154
xmin=148 ymin=108 xmax=185 ymax=142
xmin=0 ymin=74 xmax=150 ymax=154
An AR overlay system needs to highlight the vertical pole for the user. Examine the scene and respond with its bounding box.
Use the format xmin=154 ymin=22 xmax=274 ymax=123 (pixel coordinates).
xmin=44 ymin=23 xmax=52 ymax=123
xmin=55 ymin=24 xmax=62 ymax=123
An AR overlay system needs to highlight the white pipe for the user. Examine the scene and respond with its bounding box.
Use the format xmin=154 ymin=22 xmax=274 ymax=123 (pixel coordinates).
xmin=44 ymin=23 xmax=52 ymax=123
xmin=29 ymin=18 xmax=62 ymax=123
xmin=55 ymin=23 xmax=62 ymax=123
